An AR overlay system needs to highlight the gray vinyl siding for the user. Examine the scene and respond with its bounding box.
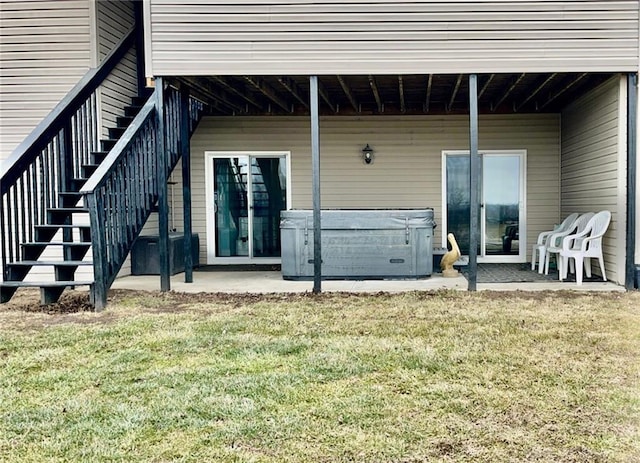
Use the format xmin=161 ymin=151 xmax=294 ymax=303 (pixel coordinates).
xmin=561 ymin=76 xmax=624 ymax=284
xmin=96 ymin=0 xmax=137 ymax=138
xmin=147 ymin=1 xmax=640 ymax=76
xmin=0 ymin=0 xmax=92 ymax=162
xmin=171 ymin=114 xmax=560 ymax=265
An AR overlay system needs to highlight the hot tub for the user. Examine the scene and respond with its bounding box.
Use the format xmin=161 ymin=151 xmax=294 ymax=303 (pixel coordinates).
xmin=280 ymin=209 xmax=435 ymax=280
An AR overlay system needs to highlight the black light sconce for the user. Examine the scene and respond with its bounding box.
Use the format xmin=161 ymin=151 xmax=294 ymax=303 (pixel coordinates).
xmin=362 ymin=144 xmax=374 ymax=164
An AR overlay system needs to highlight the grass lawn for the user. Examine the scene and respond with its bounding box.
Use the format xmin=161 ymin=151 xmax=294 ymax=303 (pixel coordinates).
xmin=1 ymin=289 xmax=639 ymax=462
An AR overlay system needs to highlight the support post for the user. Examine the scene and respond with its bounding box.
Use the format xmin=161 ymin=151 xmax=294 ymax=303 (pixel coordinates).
xmin=133 ymin=0 xmax=146 ymax=97
xmin=180 ymin=86 xmax=193 ymax=283
xmin=626 ymin=73 xmax=638 ymax=289
xmin=310 ymin=76 xmax=322 ymax=293
xmin=156 ymin=78 xmax=170 ymax=291
xmin=468 ymin=74 xmax=480 ymax=291
xmin=87 ymin=193 xmax=107 ymax=310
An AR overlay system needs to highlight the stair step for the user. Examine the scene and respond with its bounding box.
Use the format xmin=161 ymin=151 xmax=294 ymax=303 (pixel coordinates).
xmin=23 ymin=241 xmax=92 ymax=246
xmin=9 ymin=260 xmax=92 ymax=267
xmin=101 ymin=139 xmax=117 ymax=151
xmin=1 ymin=281 xmax=94 ymax=288
xmin=6 ymin=259 xmax=91 ymax=283
xmin=35 ymin=225 xmax=91 ymax=242
xmin=108 ymin=127 xmax=126 ymax=139
xmin=116 ymin=115 xmax=134 ymax=128
xmin=58 ymin=192 xmax=83 ymax=208
xmin=81 ymin=163 xmax=101 ymax=178
xmin=1 ymin=281 xmax=94 ymax=304
xmin=90 ymin=151 xmax=109 ymax=164
xmin=124 ymin=105 xmax=142 ymax=117
xmin=131 ymin=96 xmax=148 ymax=106
xmin=69 ymin=178 xmax=86 ymax=192
xmin=22 ymin=242 xmax=92 ymax=261
xmin=47 ymin=207 xmax=88 ymax=224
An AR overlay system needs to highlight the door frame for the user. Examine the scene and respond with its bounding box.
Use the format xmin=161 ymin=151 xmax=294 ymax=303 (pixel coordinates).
xmin=204 ymin=151 xmax=292 ymax=265
xmin=441 ymin=149 xmax=527 ymax=263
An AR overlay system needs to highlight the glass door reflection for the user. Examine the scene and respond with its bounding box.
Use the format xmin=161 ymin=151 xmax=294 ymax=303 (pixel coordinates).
xmin=445 ymin=152 xmax=524 ymax=262
xmin=212 ymin=155 xmax=288 ymax=260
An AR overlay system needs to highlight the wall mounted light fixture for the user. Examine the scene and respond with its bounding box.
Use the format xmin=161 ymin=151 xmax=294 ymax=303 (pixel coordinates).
xmin=362 ymin=144 xmax=374 ymax=164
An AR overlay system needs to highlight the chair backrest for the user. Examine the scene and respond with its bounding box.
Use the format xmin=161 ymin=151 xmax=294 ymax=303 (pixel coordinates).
xmin=562 ymin=212 xmax=595 ymax=249
xmin=558 ymin=213 xmax=580 ymax=232
xmin=548 ymin=212 xmax=590 ymax=247
xmin=573 ymin=212 xmax=595 ymax=234
xmin=584 ymin=210 xmax=612 ymax=251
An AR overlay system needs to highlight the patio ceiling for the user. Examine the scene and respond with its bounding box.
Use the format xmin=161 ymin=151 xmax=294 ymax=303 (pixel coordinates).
xmin=177 ymin=72 xmax=615 ymax=117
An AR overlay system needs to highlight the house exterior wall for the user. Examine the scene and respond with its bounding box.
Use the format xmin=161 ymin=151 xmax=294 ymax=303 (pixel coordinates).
xmin=0 ymin=0 xmax=139 ymax=163
xmin=560 ymin=76 xmax=625 ymax=284
xmin=146 ymin=1 xmax=640 ymax=76
xmin=96 ymin=0 xmax=138 ymax=138
xmin=0 ymin=0 xmax=93 ymax=162
xmin=172 ymin=114 xmax=560 ymax=265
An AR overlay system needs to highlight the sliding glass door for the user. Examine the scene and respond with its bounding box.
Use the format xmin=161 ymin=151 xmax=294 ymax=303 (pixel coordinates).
xmin=444 ymin=151 xmax=526 ymax=263
xmin=206 ymin=152 xmax=290 ymax=263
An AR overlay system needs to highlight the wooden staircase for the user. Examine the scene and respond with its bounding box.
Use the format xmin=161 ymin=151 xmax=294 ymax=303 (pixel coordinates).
xmin=0 ymin=97 xmax=147 ymax=304
xmin=1 ymin=28 xmax=205 ymax=310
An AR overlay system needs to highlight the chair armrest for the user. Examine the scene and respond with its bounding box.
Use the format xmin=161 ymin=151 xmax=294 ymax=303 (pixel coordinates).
xmin=536 ymin=230 xmax=554 ymax=245
xmin=579 ymin=231 xmax=605 ymax=251
xmin=547 ymin=229 xmax=573 ymax=247
xmin=562 ymin=228 xmax=591 ymax=251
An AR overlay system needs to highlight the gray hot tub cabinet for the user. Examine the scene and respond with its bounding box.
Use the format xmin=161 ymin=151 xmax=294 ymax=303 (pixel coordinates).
xmin=280 ymin=209 xmax=435 ymax=279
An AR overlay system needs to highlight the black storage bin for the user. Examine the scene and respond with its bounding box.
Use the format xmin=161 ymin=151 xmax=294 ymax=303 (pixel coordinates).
xmin=131 ymin=233 xmax=199 ymax=275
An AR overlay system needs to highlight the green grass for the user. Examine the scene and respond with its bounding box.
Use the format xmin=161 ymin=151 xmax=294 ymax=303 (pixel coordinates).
xmin=1 ymin=290 xmax=639 ymax=462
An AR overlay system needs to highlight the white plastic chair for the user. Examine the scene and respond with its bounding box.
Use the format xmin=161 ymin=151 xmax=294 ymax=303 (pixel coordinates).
xmin=544 ymin=212 xmax=594 ymax=275
xmin=531 ymin=213 xmax=579 ymax=273
xmin=559 ymin=210 xmax=611 ymax=285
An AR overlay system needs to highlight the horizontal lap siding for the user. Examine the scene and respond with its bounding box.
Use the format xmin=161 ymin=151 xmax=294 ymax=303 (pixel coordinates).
xmin=561 ymin=77 xmax=623 ymax=284
xmin=0 ymin=0 xmax=92 ymax=162
xmin=148 ymin=1 xmax=639 ymax=75
xmin=178 ymin=114 xmax=559 ymax=264
xmin=97 ymin=0 xmax=137 ymax=139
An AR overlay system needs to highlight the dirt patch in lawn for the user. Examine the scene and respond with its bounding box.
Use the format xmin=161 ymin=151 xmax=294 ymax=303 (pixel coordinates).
xmin=2 ymin=287 xmax=637 ymax=317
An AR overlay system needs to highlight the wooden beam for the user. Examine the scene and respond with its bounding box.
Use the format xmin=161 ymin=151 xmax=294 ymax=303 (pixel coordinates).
xmin=337 ymin=75 xmax=359 ymax=112
xmin=492 ymin=73 xmax=526 ymax=112
xmin=424 ymin=74 xmax=433 ymax=112
xmin=398 ymin=75 xmax=406 ymax=113
xmin=478 ymin=73 xmax=494 ymax=100
xmin=244 ymin=77 xmax=291 ymax=113
xmin=277 ymin=76 xmax=309 ymax=110
xmin=181 ymin=77 xmax=239 ymax=114
xmin=211 ymin=76 xmax=264 ymax=110
xmin=447 ymin=74 xmax=463 ymax=112
xmin=539 ymin=73 xmax=587 ymax=110
xmin=514 ymin=73 xmax=556 ymax=112
xmin=368 ymin=75 xmax=383 ymax=112
xmin=317 ymin=78 xmax=337 ymax=113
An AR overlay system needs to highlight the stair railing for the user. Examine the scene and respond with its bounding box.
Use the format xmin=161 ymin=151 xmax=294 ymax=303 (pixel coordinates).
xmin=0 ymin=29 xmax=136 ymax=282
xmin=81 ymin=83 xmax=204 ymax=309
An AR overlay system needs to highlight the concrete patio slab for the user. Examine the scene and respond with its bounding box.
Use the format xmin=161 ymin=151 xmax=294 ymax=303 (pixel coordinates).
xmin=110 ymin=270 xmax=625 ymax=294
